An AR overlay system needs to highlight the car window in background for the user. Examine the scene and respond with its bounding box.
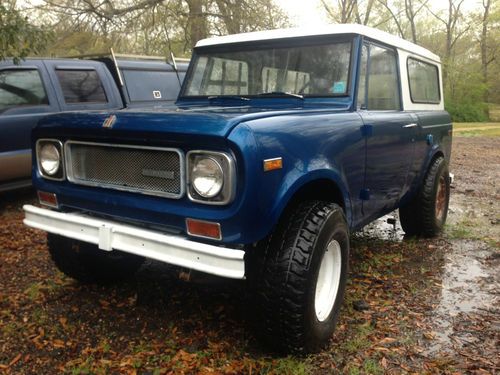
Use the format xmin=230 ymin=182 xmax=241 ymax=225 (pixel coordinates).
xmin=0 ymin=69 xmax=49 ymax=113
xmin=122 ymin=70 xmax=181 ymax=102
xmin=55 ymin=69 xmax=107 ymax=104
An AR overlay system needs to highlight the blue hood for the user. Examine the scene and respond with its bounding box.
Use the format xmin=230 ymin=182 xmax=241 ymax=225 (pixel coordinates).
xmin=35 ymin=103 xmax=350 ymax=141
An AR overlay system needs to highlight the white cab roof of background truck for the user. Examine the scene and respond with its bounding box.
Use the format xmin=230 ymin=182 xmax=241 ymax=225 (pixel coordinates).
xmin=196 ymin=23 xmax=440 ymax=64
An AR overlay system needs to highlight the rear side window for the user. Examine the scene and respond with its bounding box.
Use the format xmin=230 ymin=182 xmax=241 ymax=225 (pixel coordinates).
xmin=0 ymin=69 xmax=49 ymax=113
xmin=407 ymin=58 xmax=440 ymax=103
xmin=122 ymin=70 xmax=181 ymax=102
xmin=56 ymin=69 xmax=107 ymax=104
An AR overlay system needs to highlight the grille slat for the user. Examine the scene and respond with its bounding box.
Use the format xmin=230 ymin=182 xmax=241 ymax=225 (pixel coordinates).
xmin=65 ymin=142 xmax=184 ymax=198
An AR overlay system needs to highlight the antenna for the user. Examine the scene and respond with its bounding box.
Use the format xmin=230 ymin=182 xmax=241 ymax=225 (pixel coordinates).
xmin=164 ymin=27 xmax=182 ymax=87
xmin=110 ymin=47 xmax=124 ymax=87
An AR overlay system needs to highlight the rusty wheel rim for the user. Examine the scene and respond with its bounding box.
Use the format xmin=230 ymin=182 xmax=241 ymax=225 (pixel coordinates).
xmin=435 ymin=176 xmax=447 ymax=221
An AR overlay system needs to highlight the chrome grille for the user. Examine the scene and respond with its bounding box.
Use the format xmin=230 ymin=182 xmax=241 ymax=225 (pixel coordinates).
xmin=65 ymin=141 xmax=184 ymax=198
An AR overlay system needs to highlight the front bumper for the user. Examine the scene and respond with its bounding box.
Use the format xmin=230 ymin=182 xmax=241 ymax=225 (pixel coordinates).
xmin=23 ymin=205 xmax=245 ymax=279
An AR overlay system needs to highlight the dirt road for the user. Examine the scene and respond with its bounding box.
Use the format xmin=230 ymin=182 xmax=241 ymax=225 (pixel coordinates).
xmin=0 ymin=136 xmax=498 ymax=374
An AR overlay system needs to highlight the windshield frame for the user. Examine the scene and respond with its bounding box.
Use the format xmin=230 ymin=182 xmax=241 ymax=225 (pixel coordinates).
xmin=179 ymin=34 xmax=356 ymax=101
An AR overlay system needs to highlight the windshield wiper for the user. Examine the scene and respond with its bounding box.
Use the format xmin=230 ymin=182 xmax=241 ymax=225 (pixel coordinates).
xmin=208 ymin=95 xmax=250 ymax=102
xmin=255 ymin=91 xmax=304 ymax=100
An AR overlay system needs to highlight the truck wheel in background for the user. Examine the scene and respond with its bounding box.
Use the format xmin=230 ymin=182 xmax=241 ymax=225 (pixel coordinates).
xmin=47 ymin=234 xmax=145 ymax=284
xmin=247 ymin=201 xmax=349 ymax=354
xmin=400 ymin=156 xmax=450 ymax=237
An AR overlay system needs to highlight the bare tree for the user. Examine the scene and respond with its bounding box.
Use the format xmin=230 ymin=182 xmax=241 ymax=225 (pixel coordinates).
xmin=426 ymin=0 xmax=470 ymax=68
xmin=321 ymin=0 xmax=358 ymax=23
xmin=480 ymin=0 xmax=495 ymax=106
xmin=404 ymin=0 xmax=428 ymax=43
xmin=321 ymin=0 xmax=375 ymax=25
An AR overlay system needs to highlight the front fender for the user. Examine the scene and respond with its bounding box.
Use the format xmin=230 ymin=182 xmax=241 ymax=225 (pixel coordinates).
xmin=269 ymin=168 xmax=352 ymax=232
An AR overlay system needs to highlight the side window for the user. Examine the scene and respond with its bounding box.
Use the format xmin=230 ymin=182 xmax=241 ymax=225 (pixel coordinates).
xmin=407 ymin=58 xmax=440 ymax=103
xmin=357 ymin=44 xmax=368 ymax=109
xmin=0 ymin=69 xmax=49 ymax=113
xmin=368 ymin=45 xmax=400 ymax=110
xmin=358 ymin=43 xmax=400 ymax=111
xmin=55 ymin=69 xmax=107 ymax=104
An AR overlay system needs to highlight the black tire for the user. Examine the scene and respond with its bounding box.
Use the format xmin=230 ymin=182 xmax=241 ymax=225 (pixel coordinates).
xmin=400 ymin=156 xmax=450 ymax=237
xmin=247 ymin=201 xmax=349 ymax=354
xmin=47 ymin=234 xmax=145 ymax=284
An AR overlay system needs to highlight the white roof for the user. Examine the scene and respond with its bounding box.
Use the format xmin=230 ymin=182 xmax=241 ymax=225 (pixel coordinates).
xmin=196 ymin=24 xmax=440 ymax=63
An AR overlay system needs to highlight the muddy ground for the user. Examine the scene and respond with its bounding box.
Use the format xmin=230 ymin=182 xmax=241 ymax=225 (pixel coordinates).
xmin=0 ymin=135 xmax=498 ymax=374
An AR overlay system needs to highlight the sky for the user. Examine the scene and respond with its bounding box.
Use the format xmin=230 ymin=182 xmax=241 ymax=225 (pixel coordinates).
xmin=276 ymin=0 xmax=482 ymax=28
xmin=276 ymin=0 xmax=330 ymax=27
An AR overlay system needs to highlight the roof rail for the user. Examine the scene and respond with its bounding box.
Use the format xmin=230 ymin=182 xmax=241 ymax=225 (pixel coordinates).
xmin=63 ymin=51 xmax=190 ymax=62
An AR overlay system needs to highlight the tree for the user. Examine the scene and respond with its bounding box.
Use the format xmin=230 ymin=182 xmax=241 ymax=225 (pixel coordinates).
xmin=321 ymin=0 xmax=375 ymax=25
xmin=0 ymin=3 xmax=52 ymax=63
xmin=39 ymin=0 xmax=288 ymax=53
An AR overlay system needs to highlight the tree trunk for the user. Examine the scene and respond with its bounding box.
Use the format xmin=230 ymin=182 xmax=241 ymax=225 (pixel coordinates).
xmin=186 ymin=0 xmax=208 ymax=48
xmin=480 ymin=0 xmax=491 ymax=110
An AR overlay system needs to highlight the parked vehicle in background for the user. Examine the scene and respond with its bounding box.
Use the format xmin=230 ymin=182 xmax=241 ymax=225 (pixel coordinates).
xmin=0 ymin=53 xmax=188 ymax=192
xmin=23 ymin=24 xmax=451 ymax=353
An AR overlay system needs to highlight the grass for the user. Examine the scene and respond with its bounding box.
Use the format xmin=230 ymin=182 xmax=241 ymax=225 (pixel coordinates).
xmin=268 ymin=357 xmax=313 ymax=375
xmin=453 ymin=122 xmax=500 ymax=137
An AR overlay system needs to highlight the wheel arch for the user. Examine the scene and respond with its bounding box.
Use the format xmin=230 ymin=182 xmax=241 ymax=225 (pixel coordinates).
xmin=266 ymin=171 xmax=352 ymax=238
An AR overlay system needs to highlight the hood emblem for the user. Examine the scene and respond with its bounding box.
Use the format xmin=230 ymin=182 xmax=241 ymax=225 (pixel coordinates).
xmin=102 ymin=115 xmax=117 ymax=128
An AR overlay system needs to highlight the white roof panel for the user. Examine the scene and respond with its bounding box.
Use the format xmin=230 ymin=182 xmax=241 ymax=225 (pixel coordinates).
xmin=196 ymin=24 xmax=440 ymax=63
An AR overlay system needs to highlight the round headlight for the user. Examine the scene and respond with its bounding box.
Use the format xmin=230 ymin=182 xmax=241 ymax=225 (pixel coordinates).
xmin=40 ymin=143 xmax=61 ymax=176
xmin=192 ymin=157 xmax=224 ymax=198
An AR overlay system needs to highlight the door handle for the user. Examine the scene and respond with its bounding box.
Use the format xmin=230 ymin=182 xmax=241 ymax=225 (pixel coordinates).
xmin=403 ymin=123 xmax=418 ymax=128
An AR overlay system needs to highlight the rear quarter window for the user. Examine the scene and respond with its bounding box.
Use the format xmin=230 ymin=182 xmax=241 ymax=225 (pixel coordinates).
xmin=56 ymin=69 xmax=107 ymax=104
xmin=407 ymin=58 xmax=440 ymax=104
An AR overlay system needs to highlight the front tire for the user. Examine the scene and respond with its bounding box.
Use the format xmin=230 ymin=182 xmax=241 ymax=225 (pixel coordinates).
xmin=247 ymin=201 xmax=349 ymax=354
xmin=47 ymin=234 xmax=145 ymax=284
xmin=400 ymin=156 xmax=450 ymax=237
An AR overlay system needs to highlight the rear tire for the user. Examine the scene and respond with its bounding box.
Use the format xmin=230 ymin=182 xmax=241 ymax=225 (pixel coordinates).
xmin=47 ymin=234 xmax=145 ymax=284
xmin=400 ymin=156 xmax=450 ymax=237
xmin=247 ymin=201 xmax=349 ymax=354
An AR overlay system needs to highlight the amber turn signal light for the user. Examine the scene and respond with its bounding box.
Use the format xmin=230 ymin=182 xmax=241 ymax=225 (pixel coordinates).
xmin=38 ymin=191 xmax=58 ymax=208
xmin=186 ymin=218 xmax=222 ymax=240
xmin=263 ymin=157 xmax=283 ymax=172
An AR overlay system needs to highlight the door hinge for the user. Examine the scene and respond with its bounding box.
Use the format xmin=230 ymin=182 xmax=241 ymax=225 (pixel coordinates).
xmin=360 ymin=124 xmax=373 ymax=137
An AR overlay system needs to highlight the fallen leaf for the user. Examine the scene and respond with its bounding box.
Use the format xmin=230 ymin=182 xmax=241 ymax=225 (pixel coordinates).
xmin=9 ymin=354 xmax=22 ymax=367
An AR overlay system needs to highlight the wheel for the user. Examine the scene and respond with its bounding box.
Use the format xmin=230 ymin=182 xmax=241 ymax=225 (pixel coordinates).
xmin=247 ymin=201 xmax=349 ymax=354
xmin=47 ymin=234 xmax=145 ymax=284
xmin=399 ymin=156 xmax=450 ymax=237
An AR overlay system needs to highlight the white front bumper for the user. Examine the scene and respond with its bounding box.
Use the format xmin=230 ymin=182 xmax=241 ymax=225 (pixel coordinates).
xmin=23 ymin=205 xmax=245 ymax=279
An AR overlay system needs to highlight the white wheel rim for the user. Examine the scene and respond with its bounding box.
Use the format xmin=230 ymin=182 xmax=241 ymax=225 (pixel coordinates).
xmin=314 ymin=239 xmax=342 ymax=322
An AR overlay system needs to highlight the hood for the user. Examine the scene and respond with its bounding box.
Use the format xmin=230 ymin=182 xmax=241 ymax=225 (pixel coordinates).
xmin=36 ymin=103 xmax=350 ymax=140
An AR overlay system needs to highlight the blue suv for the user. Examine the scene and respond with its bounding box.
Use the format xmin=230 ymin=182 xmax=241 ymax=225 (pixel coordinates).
xmin=24 ymin=24 xmax=451 ymax=353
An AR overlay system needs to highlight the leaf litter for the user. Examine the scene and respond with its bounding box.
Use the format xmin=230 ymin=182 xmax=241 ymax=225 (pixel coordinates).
xmin=0 ymin=137 xmax=498 ymax=374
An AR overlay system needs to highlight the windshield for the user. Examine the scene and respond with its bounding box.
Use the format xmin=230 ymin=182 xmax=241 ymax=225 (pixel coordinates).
xmin=182 ymin=39 xmax=352 ymax=98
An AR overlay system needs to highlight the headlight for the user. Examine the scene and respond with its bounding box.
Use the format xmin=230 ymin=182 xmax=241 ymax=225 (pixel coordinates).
xmin=40 ymin=144 xmax=60 ymax=175
xmin=187 ymin=151 xmax=236 ymax=205
xmin=36 ymin=139 xmax=64 ymax=180
xmin=192 ymin=157 xmax=224 ymax=198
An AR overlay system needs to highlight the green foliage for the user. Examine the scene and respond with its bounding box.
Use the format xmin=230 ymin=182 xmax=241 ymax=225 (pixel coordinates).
xmin=445 ymin=62 xmax=489 ymax=122
xmin=446 ymin=100 xmax=489 ymax=122
xmin=0 ymin=4 xmax=53 ymax=64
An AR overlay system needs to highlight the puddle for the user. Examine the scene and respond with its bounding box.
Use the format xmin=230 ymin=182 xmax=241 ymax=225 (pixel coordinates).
xmin=355 ymin=211 xmax=406 ymax=242
xmin=425 ymin=240 xmax=499 ymax=354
